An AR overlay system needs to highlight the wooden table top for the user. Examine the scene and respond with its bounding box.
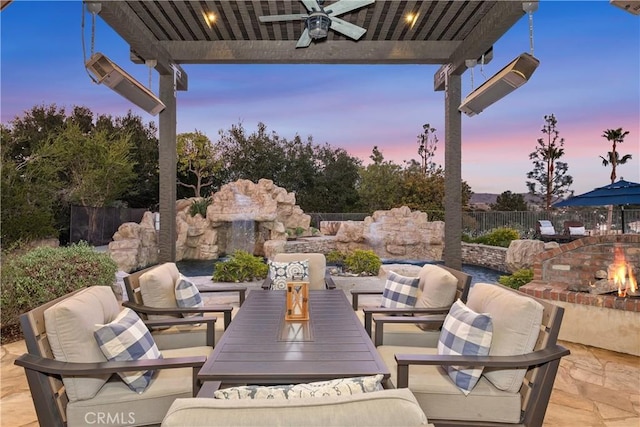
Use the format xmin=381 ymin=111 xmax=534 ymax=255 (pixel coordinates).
xmin=198 ymin=290 xmax=390 ymax=385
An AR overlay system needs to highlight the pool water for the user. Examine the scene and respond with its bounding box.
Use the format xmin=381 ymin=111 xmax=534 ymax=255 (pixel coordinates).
xmin=176 ymin=259 xmax=502 ymax=284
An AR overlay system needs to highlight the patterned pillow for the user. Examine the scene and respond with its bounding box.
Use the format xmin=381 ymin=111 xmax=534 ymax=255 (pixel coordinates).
xmin=437 ymin=299 xmax=493 ymax=395
xmin=268 ymin=260 xmax=309 ymax=290
xmin=175 ymin=274 xmax=203 ymax=318
xmin=380 ymin=271 xmax=420 ymax=308
xmin=213 ymin=374 xmax=383 ymax=399
xmin=94 ymin=308 xmax=163 ymax=393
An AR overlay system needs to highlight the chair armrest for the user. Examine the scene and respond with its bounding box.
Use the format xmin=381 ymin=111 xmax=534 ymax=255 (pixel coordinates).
xmin=373 ymin=314 xmax=446 ymax=346
xmin=143 ymin=316 xmax=217 ymax=347
xmin=393 ymin=345 xmax=571 ymax=388
xmin=324 ymin=271 xmax=337 ymax=289
xmin=361 ymin=306 xmax=449 ymax=338
xmin=350 ymin=289 xmax=383 ymax=310
xmin=123 ymin=301 xmax=233 ymax=330
xmin=16 ymin=353 xmax=206 ymax=397
xmin=197 ymin=284 xmax=246 ymax=306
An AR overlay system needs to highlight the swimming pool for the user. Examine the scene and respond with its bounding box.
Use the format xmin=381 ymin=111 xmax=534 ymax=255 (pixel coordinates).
xmin=176 ymin=259 xmax=502 ymax=284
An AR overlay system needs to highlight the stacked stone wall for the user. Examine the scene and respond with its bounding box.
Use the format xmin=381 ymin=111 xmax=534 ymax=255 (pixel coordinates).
xmin=461 ymin=242 xmax=508 ymax=273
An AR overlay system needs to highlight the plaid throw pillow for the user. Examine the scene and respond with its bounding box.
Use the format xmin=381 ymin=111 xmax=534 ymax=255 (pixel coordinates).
xmin=175 ymin=274 xmax=203 ymax=318
xmin=94 ymin=308 xmax=162 ymax=393
xmin=213 ymin=374 xmax=383 ymax=399
xmin=268 ymin=260 xmax=309 ymax=290
xmin=437 ymin=299 xmax=493 ymax=395
xmin=380 ymin=271 xmax=420 ymax=308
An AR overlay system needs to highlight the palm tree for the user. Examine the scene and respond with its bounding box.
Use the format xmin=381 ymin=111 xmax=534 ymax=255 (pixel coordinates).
xmin=600 ymin=128 xmax=632 ymax=232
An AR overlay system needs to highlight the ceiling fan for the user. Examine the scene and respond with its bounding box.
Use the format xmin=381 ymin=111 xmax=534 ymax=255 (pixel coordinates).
xmin=259 ymin=0 xmax=374 ymax=48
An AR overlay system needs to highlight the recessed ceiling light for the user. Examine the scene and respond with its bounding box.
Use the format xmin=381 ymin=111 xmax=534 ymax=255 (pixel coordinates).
xmin=405 ymin=12 xmax=419 ymax=29
xmin=204 ymin=12 xmax=216 ymax=27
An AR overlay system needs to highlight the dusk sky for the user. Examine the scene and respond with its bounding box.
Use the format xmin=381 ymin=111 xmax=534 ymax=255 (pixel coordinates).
xmin=2 ymin=1 xmax=639 ymax=196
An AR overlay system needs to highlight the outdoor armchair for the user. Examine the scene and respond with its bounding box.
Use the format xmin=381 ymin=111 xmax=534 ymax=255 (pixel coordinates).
xmin=352 ymin=264 xmax=471 ymax=347
xmin=14 ymin=286 xmax=212 ymax=427
xmin=377 ymin=283 xmax=570 ymax=427
xmin=124 ymin=262 xmax=245 ymax=347
xmin=261 ymin=253 xmax=337 ymax=290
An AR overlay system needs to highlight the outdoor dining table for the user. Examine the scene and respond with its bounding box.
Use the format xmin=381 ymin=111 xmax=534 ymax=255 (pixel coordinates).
xmin=197 ymin=289 xmax=390 ymax=388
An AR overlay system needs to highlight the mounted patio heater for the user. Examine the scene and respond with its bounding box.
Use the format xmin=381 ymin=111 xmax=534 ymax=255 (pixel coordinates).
xmin=459 ymin=52 xmax=540 ymax=117
xmin=85 ymin=52 xmax=166 ymax=116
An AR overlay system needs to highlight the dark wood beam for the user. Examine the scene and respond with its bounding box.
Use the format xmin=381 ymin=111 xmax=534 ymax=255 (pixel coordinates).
xmin=161 ymin=40 xmax=459 ymax=65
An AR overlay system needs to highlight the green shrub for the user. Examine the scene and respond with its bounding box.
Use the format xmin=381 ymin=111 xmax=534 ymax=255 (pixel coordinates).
xmin=471 ymin=227 xmax=519 ymax=248
xmin=1 ymin=242 xmax=118 ymax=332
xmin=212 ymin=250 xmax=268 ymax=282
xmin=344 ymin=249 xmax=382 ymax=275
xmin=326 ymin=250 xmax=347 ymax=266
xmin=498 ymin=268 xmax=534 ymax=289
xmin=189 ymin=197 xmax=212 ymax=218
xmin=295 ymin=226 xmax=305 ymax=236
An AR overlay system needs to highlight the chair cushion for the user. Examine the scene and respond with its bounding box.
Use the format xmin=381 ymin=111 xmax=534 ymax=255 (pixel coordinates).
xmin=273 ymin=253 xmax=326 ymax=290
xmin=569 ymin=226 xmax=585 ymax=235
xmin=378 ymin=345 xmax=521 ymax=424
xmin=415 ymin=264 xmax=458 ymax=309
xmin=213 ymin=375 xmax=383 ymax=400
xmin=44 ymin=286 xmax=121 ymax=402
xmin=94 ymin=308 xmax=163 ymax=393
xmin=437 ymin=300 xmax=493 ymax=395
xmin=66 ymin=346 xmax=211 ymax=427
xmin=139 ymin=263 xmax=181 ymax=320
xmin=380 ymin=271 xmax=420 ymax=308
xmin=268 ymin=259 xmax=309 ymax=290
xmin=162 ymin=389 xmax=430 ymax=427
xmin=175 ymin=274 xmax=204 ymax=319
xmin=465 ymin=283 xmax=543 ymax=393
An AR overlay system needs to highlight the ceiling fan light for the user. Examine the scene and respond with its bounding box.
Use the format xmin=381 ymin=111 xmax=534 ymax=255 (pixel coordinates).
xmin=307 ymin=14 xmax=331 ymax=39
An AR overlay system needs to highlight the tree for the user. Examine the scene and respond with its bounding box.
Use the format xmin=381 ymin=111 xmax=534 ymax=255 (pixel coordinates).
xmin=526 ymin=114 xmax=573 ymax=211
xmin=490 ymin=191 xmax=529 ymax=211
xmin=416 ymin=123 xmax=439 ymax=175
xmin=176 ymin=130 xmax=220 ymax=197
xmin=600 ymin=128 xmax=632 ymax=184
xmin=357 ymin=147 xmax=403 ymax=212
xmin=600 ymin=127 xmax=632 ymax=231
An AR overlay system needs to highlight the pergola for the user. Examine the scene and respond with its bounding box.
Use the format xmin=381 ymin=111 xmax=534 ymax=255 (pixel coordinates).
xmin=89 ymin=0 xmax=528 ymax=270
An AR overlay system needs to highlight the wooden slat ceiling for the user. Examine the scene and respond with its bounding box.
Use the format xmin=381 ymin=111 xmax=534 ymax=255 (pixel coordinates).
xmin=92 ymin=0 xmax=527 ymax=88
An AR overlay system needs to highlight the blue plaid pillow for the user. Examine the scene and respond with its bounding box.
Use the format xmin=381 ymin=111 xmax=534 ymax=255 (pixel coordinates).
xmin=268 ymin=260 xmax=309 ymax=290
xmin=94 ymin=308 xmax=162 ymax=393
xmin=437 ymin=299 xmax=493 ymax=395
xmin=380 ymin=271 xmax=420 ymax=308
xmin=175 ymin=274 xmax=203 ymax=318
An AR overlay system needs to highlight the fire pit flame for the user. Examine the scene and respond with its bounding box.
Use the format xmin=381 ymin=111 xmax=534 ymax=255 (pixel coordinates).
xmin=612 ymin=248 xmax=638 ymax=297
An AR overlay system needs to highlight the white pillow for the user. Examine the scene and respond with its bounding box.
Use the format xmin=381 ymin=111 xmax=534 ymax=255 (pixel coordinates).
xmin=213 ymin=375 xmax=383 ymax=399
xmin=437 ymin=300 xmax=493 ymax=395
xmin=539 ymin=226 xmax=556 ymax=235
xmin=380 ymin=271 xmax=420 ymax=309
xmin=569 ymin=226 xmax=585 ymax=236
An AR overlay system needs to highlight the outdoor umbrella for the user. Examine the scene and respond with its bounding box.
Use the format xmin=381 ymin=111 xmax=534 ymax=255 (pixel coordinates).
xmin=553 ymin=179 xmax=640 ymax=231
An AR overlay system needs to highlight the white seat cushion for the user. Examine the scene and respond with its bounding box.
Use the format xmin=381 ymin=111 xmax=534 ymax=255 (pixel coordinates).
xmin=66 ymin=346 xmax=211 ymax=427
xmin=415 ymin=265 xmax=458 ymax=309
xmin=378 ymin=345 xmax=521 ymax=424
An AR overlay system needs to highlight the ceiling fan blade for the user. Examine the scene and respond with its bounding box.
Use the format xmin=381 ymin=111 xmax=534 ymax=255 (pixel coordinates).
xmin=300 ymin=0 xmax=320 ymax=12
xmin=296 ymin=28 xmax=312 ymax=48
xmin=259 ymin=14 xmax=308 ymax=23
xmin=326 ymin=0 xmax=375 ymax=16
xmin=330 ymin=17 xmax=367 ymax=40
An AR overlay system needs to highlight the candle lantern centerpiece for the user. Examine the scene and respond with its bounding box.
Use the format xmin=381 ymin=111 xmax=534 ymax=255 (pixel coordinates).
xmin=285 ymin=279 xmax=309 ymax=321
